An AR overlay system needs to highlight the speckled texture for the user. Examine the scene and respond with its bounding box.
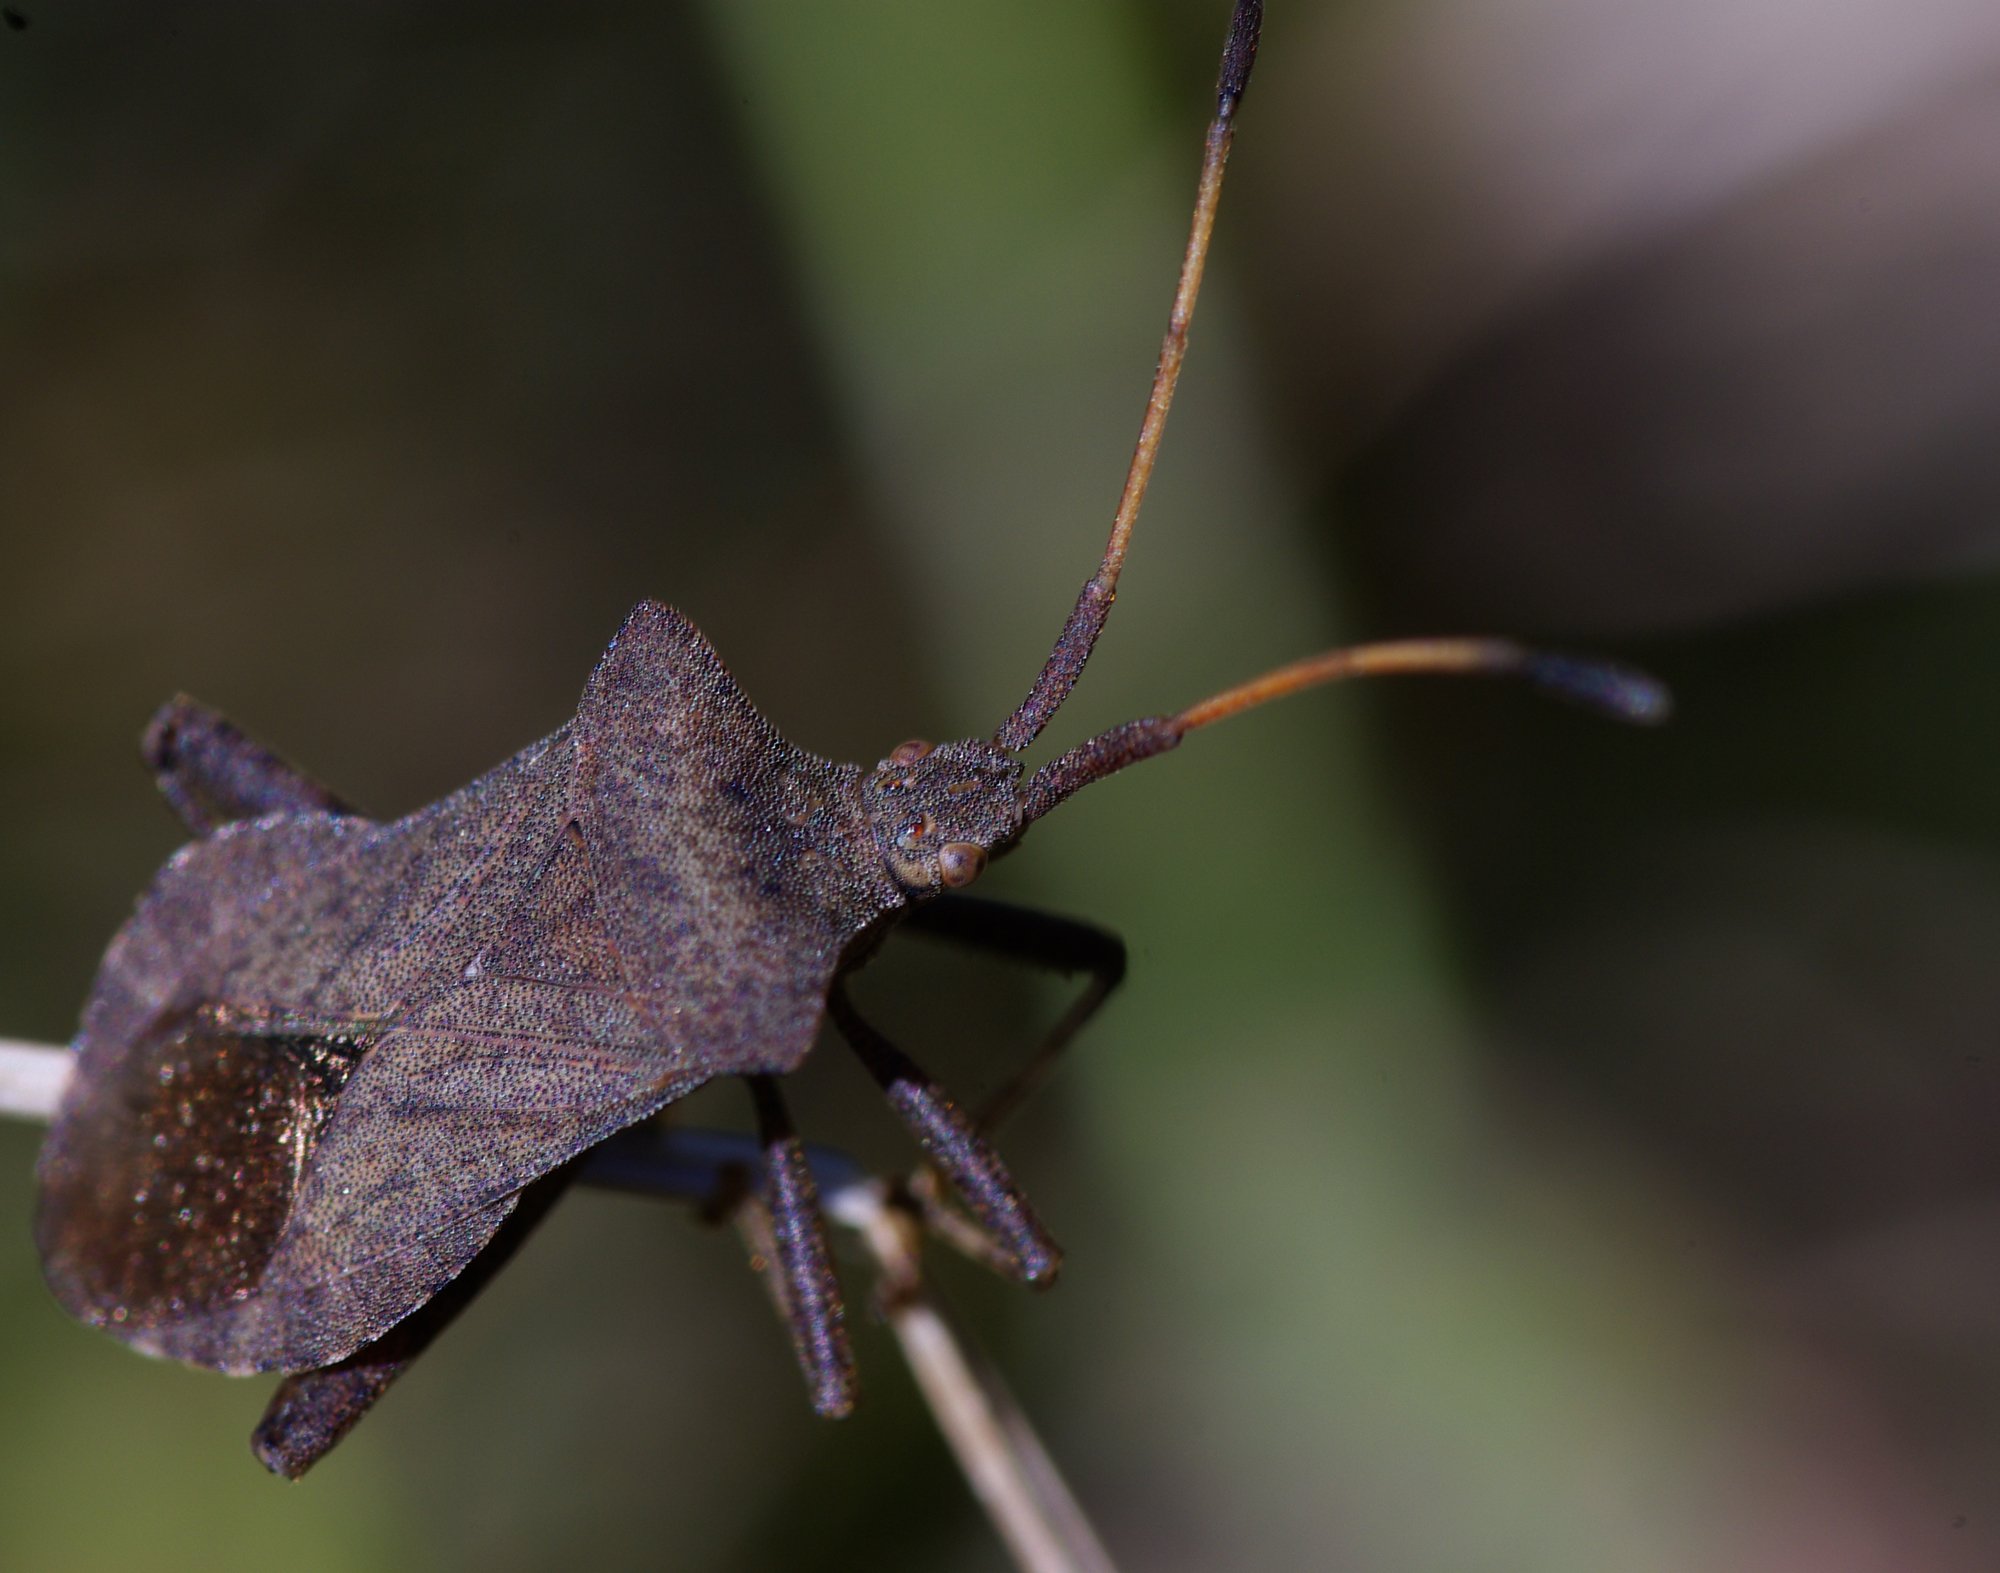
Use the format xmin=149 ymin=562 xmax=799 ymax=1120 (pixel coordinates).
xmin=36 ymin=602 xmax=910 ymax=1374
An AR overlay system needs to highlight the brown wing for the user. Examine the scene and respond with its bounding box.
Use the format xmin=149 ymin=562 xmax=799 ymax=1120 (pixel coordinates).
xmin=96 ymin=977 xmax=695 ymax=1373
xmin=34 ymin=730 xmax=685 ymax=1372
xmin=37 ymin=813 xmax=385 ymax=1368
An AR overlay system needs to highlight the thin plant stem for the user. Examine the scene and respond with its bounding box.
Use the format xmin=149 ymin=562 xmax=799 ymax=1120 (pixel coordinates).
xmin=0 ymin=1037 xmax=1116 ymax=1573
xmin=0 ymin=1037 xmax=68 ymax=1121
xmin=828 ymin=1181 xmax=1118 ymax=1573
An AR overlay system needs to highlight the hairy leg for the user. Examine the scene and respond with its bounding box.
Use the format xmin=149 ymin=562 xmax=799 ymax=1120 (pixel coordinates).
xmin=142 ymin=694 xmax=353 ymax=835
xmin=745 ymin=1076 xmax=857 ymax=1417
xmin=830 ymin=980 xmax=1061 ymax=1286
xmin=250 ymin=1169 xmax=571 ymax=1478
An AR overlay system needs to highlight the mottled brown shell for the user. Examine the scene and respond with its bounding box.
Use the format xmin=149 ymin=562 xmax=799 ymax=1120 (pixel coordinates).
xmin=35 ymin=603 xmax=903 ymax=1373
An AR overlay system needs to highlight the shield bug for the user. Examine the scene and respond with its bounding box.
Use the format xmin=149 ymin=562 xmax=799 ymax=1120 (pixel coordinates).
xmin=32 ymin=0 xmax=1666 ymax=1478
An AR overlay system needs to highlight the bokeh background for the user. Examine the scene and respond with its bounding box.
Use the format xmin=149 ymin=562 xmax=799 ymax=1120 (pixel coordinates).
xmin=6 ymin=1 xmax=2000 ymax=1568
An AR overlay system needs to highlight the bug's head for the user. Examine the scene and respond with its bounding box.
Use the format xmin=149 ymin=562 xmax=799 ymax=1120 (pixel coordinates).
xmin=860 ymin=738 xmax=1024 ymax=896
xmin=861 ymin=645 xmax=1668 ymax=900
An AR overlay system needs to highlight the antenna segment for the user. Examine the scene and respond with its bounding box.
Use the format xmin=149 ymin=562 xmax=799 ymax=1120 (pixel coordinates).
xmin=996 ymin=0 xmax=1265 ymax=752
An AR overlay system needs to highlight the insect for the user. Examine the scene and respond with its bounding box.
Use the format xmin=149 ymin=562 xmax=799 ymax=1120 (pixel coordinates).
xmin=32 ymin=0 xmax=1664 ymax=1480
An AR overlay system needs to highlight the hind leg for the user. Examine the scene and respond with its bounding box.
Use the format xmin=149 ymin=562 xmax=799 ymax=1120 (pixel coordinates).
xmin=250 ymin=1170 xmax=571 ymax=1478
xmin=142 ymin=695 xmax=354 ymax=834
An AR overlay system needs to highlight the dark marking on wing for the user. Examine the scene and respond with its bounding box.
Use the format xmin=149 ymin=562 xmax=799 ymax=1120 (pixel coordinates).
xmin=35 ymin=1006 xmax=368 ymax=1344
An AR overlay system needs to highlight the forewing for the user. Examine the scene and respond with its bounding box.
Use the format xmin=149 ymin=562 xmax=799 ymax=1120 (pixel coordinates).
xmin=129 ymin=978 xmax=693 ymax=1372
xmin=205 ymin=812 xmax=703 ymax=1372
xmin=229 ymin=727 xmax=575 ymax=1016
xmin=36 ymin=728 xmax=654 ymax=1371
xmin=36 ymin=815 xmax=374 ymax=1356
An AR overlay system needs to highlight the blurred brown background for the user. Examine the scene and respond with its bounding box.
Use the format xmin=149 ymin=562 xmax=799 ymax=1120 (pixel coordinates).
xmin=6 ymin=1 xmax=2000 ymax=1568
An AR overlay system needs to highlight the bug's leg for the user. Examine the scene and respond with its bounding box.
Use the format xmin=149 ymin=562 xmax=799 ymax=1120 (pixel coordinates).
xmin=579 ymin=1120 xmax=859 ymax=1415
xmin=901 ymin=895 xmax=1125 ymax=1133
xmin=143 ymin=694 xmax=354 ymax=835
xmin=745 ymin=1075 xmax=857 ymax=1418
xmin=250 ymin=1170 xmax=570 ymax=1479
xmin=828 ymin=980 xmax=1062 ymax=1286
xmin=251 ymin=1342 xmax=409 ymax=1479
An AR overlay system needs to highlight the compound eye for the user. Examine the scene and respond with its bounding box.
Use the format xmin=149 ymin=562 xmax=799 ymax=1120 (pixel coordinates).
xmin=888 ymin=739 xmax=933 ymax=766
xmin=938 ymin=841 xmax=986 ymax=889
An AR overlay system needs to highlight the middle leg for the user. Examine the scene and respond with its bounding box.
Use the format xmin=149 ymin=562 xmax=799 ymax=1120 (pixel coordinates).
xmin=745 ymin=1075 xmax=857 ymax=1418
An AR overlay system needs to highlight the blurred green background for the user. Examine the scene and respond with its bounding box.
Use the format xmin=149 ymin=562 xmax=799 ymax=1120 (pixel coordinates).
xmin=8 ymin=1 xmax=2000 ymax=1568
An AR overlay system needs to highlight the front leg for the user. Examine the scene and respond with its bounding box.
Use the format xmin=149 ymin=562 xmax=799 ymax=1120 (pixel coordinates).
xmin=902 ymin=895 xmax=1126 ymax=1131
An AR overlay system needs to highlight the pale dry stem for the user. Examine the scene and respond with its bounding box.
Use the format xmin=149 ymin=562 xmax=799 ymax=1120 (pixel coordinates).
xmin=0 ymin=1037 xmax=68 ymax=1121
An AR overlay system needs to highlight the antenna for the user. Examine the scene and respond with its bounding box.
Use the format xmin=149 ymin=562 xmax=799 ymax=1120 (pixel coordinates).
xmin=1020 ymin=639 xmax=1671 ymax=823
xmin=995 ymin=0 xmax=1264 ymax=752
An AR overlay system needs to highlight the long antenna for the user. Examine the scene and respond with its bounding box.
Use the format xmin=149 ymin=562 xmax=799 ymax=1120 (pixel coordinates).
xmin=995 ymin=0 xmax=1264 ymax=753
xmin=1019 ymin=639 xmax=1670 ymax=823
xmin=1173 ymin=640 xmax=1670 ymax=733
